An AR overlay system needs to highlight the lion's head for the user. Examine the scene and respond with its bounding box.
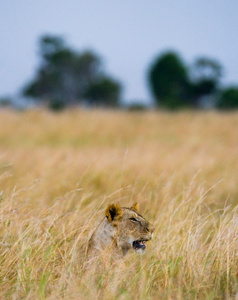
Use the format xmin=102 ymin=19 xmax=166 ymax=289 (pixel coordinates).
xmin=88 ymin=203 xmax=155 ymax=256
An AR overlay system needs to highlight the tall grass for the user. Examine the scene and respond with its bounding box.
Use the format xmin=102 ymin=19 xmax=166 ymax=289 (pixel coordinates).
xmin=0 ymin=109 xmax=238 ymax=299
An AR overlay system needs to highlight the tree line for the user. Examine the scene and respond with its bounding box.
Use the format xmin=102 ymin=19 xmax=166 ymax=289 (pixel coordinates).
xmin=148 ymin=51 xmax=238 ymax=110
xmin=6 ymin=34 xmax=238 ymax=110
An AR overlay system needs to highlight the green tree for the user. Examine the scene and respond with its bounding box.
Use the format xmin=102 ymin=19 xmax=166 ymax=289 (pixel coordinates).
xmin=190 ymin=57 xmax=223 ymax=107
xmin=216 ymin=87 xmax=238 ymax=110
xmin=148 ymin=51 xmax=189 ymax=109
xmin=84 ymin=77 xmax=121 ymax=107
xmin=23 ymin=35 xmax=121 ymax=108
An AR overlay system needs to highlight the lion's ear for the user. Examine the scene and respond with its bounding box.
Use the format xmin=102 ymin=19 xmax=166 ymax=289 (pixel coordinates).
xmin=131 ymin=203 xmax=139 ymax=211
xmin=105 ymin=204 xmax=122 ymax=222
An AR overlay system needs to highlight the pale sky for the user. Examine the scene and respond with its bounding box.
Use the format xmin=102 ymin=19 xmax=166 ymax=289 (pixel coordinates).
xmin=1 ymin=1 xmax=238 ymax=104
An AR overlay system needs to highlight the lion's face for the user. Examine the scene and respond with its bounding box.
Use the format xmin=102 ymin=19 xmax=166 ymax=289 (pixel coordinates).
xmin=105 ymin=203 xmax=155 ymax=254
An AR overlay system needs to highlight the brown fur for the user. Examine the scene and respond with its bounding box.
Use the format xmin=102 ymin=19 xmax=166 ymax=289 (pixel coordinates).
xmin=87 ymin=203 xmax=155 ymax=257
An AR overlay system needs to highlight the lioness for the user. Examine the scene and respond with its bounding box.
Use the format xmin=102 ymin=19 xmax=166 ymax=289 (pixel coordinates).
xmin=87 ymin=203 xmax=155 ymax=256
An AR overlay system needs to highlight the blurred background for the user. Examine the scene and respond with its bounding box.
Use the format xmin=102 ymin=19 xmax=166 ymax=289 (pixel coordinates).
xmin=1 ymin=0 xmax=238 ymax=111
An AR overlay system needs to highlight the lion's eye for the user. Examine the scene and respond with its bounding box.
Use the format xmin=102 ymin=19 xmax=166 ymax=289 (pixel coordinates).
xmin=130 ymin=217 xmax=138 ymax=222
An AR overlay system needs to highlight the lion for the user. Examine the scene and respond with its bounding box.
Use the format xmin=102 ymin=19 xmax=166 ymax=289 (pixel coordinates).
xmin=87 ymin=203 xmax=155 ymax=257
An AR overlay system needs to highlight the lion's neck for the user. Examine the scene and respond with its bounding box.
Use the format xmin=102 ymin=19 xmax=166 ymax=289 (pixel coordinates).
xmin=89 ymin=218 xmax=118 ymax=251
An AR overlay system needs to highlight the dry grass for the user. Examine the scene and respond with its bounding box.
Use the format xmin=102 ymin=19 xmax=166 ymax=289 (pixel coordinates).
xmin=0 ymin=108 xmax=238 ymax=299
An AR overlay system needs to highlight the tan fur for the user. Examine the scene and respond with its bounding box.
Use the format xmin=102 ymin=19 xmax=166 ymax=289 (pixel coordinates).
xmin=87 ymin=203 xmax=155 ymax=257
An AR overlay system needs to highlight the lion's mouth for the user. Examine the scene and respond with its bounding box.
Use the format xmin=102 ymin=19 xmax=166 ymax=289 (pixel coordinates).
xmin=132 ymin=240 xmax=147 ymax=250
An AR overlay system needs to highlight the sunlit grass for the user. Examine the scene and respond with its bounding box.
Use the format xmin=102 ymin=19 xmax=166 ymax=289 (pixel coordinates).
xmin=0 ymin=108 xmax=238 ymax=299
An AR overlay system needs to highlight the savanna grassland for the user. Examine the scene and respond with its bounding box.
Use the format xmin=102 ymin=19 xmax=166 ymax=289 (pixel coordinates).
xmin=0 ymin=109 xmax=238 ymax=299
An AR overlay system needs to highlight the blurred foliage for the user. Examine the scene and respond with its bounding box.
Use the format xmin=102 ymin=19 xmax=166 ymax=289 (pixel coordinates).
xmin=148 ymin=51 xmax=230 ymax=110
xmin=216 ymin=86 xmax=238 ymax=110
xmin=23 ymin=35 xmax=122 ymax=109
xmin=148 ymin=51 xmax=190 ymax=109
xmin=190 ymin=57 xmax=223 ymax=107
xmin=127 ymin=102 xmax=148 ymax=111
xmin=84 ymin=76 xmax=121 ymax=107
xmin=48 ymin=98 xmax=66 ymax=111
xmin=20 ymin=38 xmax=238 ymax=111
